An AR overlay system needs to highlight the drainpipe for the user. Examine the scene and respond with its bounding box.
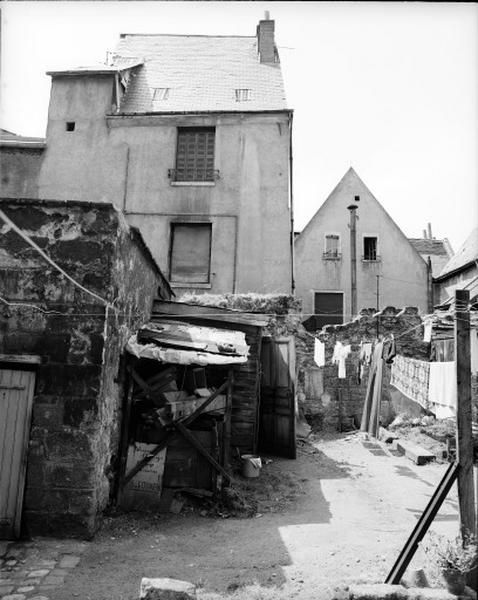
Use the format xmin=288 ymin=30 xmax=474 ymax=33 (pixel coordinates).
xmin=427 ymin=255 xmax=433 ymax=312
xmin=347 ymin=202 xmax=358 ymax=319
xmin=288 ymin=111 xmax=295 ymax=295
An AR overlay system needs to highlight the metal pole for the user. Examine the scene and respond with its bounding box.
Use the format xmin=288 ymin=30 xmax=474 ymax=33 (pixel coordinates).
xmin=347 ymin=203 xmax=358 ymax=319
xmin=376 ymin=275 xmax=380 ymax=338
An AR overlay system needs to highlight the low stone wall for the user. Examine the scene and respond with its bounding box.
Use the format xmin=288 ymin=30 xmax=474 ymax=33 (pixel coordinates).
xmin=0 ymin=198 xmax=169 ymax=537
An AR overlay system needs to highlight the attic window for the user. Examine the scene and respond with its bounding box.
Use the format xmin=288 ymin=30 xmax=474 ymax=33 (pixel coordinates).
xmin=66 ymin=122 xmax=75 ymax=132
xmin=153 ymin=88 xmax=170 ymax=101
xmin=235 ymin=89 xmax=252 ymax=102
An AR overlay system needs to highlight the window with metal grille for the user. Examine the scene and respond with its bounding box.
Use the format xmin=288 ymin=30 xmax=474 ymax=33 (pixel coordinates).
xmin=153 ymin=88 xmax=170 ymax=101
xmin=324 ymin=234 xmax=340 ymax=258
xmin=363 ymin=236 xmax=378 ymax=260
xmin=235 ymin=89 xmax=252 ymax=102
xmin=174 ymin=127 xmax=216 ymax=182
xmin=169 ymin=223 xmax=212 ymax=284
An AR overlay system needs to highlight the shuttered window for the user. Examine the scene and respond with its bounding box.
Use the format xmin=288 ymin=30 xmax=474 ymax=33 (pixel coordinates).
xmin=324 ymin=234 xmax=340 ymax=257
xmin=170 ymin=223 xmax=212 ymax=283
xmin=175 ymin=127 xmax=215 ymax=181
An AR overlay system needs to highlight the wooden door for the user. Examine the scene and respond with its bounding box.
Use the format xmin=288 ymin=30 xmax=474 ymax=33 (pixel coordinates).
xmin=259 ymin=337 xmax=296 ymax=458
xmin=0 ymin=368 xmax=36 ymax=539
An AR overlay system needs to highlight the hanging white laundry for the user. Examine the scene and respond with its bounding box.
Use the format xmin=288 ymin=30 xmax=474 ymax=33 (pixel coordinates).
xmin=359 ymin=342 xmax=373 ymax=364
xmin=314 ymin=338 xmax=325 ymax=367
xmin=332 ymin=341 xmax=351 ymax=379
xmin=428 ymin=361 xmax=456 ymax=419
xmin=423 ymin=318 xmax=432 ymax=343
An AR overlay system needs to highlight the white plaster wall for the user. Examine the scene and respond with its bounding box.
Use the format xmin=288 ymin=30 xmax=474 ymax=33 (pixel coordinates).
xmin=39 ymin=76 xmax=292 ymax=294
xmin=295 ymin=169 xmax=429 ymax=318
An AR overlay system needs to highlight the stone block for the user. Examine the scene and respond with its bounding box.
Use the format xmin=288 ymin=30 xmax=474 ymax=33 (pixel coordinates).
xmin=36 ymin=364 xmax=102 ymax=397
xmin=140 ymin=578 xmax=196 ymax=600
xmin=63 ymin=396 xmax=98 ymax=427
xmin=395 ymin=439 xmax=435 ymax=465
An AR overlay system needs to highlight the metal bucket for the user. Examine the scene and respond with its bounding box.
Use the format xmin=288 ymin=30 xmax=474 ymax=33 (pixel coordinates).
xmin=241 ymin=454 xmax=262 ymax=478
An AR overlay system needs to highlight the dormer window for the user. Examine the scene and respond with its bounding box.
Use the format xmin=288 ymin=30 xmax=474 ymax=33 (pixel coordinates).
xmin=235 ymin=89 xmax=252 ymax=102
xmin=153 ymin=88 xmax=170 ymax=101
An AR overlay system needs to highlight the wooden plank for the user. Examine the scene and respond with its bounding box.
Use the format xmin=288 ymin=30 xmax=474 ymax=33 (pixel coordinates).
xmin=121 ymin=432 xmax=173 ymax=487
xmin=181 ymin=381 xmax=228 ymax=426
xmin=0 ymin=354 xmax=41 ymax=365
xmin=175 ymin=421 xmax=235 ymax=485
xmin=0 ymin=368 xmax=35 ymax=539
xmin=222 ymin=369 xmax=233 ymax=483
xmin=455 ymin=289 xmax=477 ymax=590
xmin=151 ymin=299 xmax=269 ymax=327
xmin=116 ymin=374 xmax=135 ymax=505
xmin=385 ymin=461 xmax=459 ymax=585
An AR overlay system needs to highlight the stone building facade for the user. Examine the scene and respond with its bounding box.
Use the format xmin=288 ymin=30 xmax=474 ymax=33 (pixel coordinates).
xmin=298 ymin=307 xmax=430 ymax=428
xmin=0 ymin=198 xmax=171 ymax=537
xmin=5 ymin=17 xmax=293 ymax=297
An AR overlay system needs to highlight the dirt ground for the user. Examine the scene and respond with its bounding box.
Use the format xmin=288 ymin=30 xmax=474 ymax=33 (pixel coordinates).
xmin=43 ymin=431 xmax=459 ymax=600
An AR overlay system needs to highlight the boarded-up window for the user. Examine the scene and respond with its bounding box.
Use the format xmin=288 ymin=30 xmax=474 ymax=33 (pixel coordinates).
xmin=324 ymin=234 xmax=340 ymax=257
xmin=175 ymin=127 xmax=215 ymax=181
xmin=170 ymin=223 xmax=212 ymax=283
xmin=363 ymin=236 xmax=378 ymax=260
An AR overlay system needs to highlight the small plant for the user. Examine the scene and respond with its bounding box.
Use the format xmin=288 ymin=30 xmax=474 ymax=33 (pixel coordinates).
xmin=423 ymin=530 xmax=477 ymax=574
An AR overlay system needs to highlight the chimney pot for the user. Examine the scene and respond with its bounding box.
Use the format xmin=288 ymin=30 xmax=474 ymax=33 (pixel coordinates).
xmin=264 ymin=10 xmax=270 ymax=20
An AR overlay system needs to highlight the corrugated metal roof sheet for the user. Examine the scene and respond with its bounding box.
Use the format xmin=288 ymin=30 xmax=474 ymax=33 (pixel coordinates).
xmin=126 ymin=320 xmax=249 ymax=365
xmin=112 ymin=34 xmax=288 ymax=113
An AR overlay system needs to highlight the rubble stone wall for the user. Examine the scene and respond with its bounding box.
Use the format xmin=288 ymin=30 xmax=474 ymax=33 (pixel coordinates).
xmin=0 ymin=199 xmax=166 ymax=537
xmin=300 ymin=307 xmax=430 ymax=429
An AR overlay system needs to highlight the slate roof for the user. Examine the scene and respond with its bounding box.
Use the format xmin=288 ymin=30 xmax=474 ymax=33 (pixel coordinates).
xmin=111 ymin=34 xmax=288 ymax=113
xmin=437 ymin=227 xmax=478 ymax=279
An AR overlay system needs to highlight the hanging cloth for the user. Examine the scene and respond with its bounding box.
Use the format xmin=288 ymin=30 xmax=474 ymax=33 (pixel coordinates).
xmin=332 ymin=341 xmax=351 ymax=379
xmin=428 ymin=361 xmax=456 ymax=419
xmin=423 ymin=318 xmax=433 ymax=343
xmin=314 ymin=338 xmax=325 ymax=367
xmin=357 ymin=342 xmax=373 ymax=383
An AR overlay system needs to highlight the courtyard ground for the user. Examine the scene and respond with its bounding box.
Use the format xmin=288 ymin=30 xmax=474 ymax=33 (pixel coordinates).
xmin=1 ymin=432 xmax=460 ymax=600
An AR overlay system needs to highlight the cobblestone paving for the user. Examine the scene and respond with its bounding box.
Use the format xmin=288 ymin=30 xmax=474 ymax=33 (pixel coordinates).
xmin=0 ymin=539 xmax=88 ymax=600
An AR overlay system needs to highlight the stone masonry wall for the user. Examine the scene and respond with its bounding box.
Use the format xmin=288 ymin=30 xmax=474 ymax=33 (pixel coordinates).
xmin=302 ymin=307 xmax=430 ymax=429
xmin=0 ymin=199 xmax=166 ymax=537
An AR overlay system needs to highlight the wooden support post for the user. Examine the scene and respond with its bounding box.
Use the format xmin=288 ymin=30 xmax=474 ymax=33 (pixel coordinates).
xmin=455 ymin=289 xmax=477 ymax=590
xmin=222 ymin=369 xmax=233 ymax=483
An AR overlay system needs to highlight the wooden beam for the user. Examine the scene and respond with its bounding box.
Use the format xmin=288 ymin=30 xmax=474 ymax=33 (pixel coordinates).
xmin=181 ymin=381 xmax=228 ymax=426
xmin=385 ymin=461 xmax=459 ymax=584
xmin=455 ymin=289 xmax=477 ymax=591
xmin=455 ymin=289 xmax=476 ymax=538
xmin=0 ymin=354 xmax=41 ymax=365
xmin=222 ymin=369 xmax=233 ymax=483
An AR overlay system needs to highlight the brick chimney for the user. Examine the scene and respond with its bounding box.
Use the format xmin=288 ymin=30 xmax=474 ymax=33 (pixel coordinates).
xmin=256 ymin=12 xmax=277 ymax=63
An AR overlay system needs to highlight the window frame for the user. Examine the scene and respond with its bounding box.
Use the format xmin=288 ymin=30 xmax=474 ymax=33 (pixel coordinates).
xmin=362 ymin=234 xmax=379 ymax=262
xmin=169 ymin=222 xmax=213 ymax=285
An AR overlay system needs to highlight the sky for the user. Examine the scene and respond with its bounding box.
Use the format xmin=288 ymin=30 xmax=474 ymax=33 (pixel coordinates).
xmin=1 ymin=1 xmax=477 ymax=252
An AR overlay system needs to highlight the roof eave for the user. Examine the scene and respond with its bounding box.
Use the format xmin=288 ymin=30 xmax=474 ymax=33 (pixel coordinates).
xmin=433 ymin=259 xmax=478 ymax=282
xmin=108 ymin=108 xmax=293 ymax=117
